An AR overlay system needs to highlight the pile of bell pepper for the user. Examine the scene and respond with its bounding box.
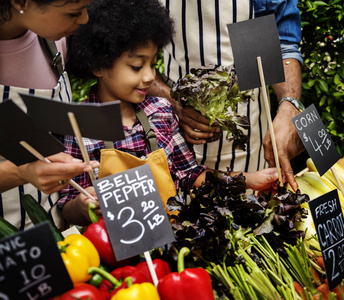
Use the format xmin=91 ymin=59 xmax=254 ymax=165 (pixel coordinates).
xmin=53 ymin=204 xmax=215 ymax=299
xmin=54 ymin=238 xmax=215 ymax=300
xmin=89 ymin=257 xmax=171 ymax=298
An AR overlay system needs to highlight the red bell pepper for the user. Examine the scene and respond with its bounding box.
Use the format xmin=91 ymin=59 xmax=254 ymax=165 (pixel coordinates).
xmin=87 ymin=266 xmax=123 ymax=300
xmin=136 ymin=259 xmax=171 ymax=283
xmin=157 ymin=247 xmax=215 ymax=300
xmin=57 ymin=283 xmax=108 ymax=300
xmin=83 ymin=203 xmax=139 ymax=268
xmin=111 ymin=265 xmax=150 ymax=283
xmin=99 ymin=265 xmax=151 ymax=298
xmin=83 ymin=216 xmax=117 ymax=267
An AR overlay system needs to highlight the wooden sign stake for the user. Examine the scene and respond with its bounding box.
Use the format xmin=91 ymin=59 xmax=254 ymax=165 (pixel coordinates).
xmin=68 ymin=112 xmax=95 ymax=182
xmin=144 ymin=251 xmax=159 ymax=287
xmin=257 ymin=56 xmax=283 ymax=186
xmin=20 ymin=141 xmax=96 ymax=200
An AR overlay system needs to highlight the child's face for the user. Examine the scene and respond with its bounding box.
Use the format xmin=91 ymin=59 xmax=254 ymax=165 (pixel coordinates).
xmin=95 ymin=40 xmax=158 ymax=104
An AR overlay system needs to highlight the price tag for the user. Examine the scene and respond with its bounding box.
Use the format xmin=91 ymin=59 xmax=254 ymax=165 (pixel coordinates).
xmin=0 ymin=222 xmax=73 ymax=300
xmin=94 ymin=164 xmax=175 ymax=261
xmin=308 ymin=190 xmax=344 ymax=290
xmin=292 ymin=104 xmax=341 ymax=176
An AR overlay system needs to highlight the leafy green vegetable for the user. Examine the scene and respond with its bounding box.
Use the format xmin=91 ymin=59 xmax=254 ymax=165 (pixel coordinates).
xmin=170 ymin=65 xmax=252 ymax=150
xmin=167 ymin=170 xmax=309 ymax=267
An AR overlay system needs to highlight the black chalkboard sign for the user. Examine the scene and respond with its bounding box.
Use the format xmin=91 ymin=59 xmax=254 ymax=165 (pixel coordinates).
xmin=93 ymin=164 xmax=175 ymax=261
xmin=308 ymin=189 xmax=344 ymax=290
xmin=20 ymin=94 xmax=124 ymax=142
xmin=0 ymin=222 xmax=73 ymax=300
xmin=0 ymin=100 xmax=65 ymax=166
xmin=292 ymin=104 xmax=341 ymax=176
xmin=227 ymin=14 xmax=285 ymax=91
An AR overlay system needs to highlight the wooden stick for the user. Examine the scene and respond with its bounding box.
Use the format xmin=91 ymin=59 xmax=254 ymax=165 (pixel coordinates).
xmin=331 ymin=166 xmax=344 ymax=197
xmin=20 ymin=141 xmax=96 ymax=200
xmin=144 ymin=251 xmax=159 ymax=287
xmin=67 ymin=112 xmax=95 ymax=182
xmin=256 ymin=56 xmax=283 ymax=186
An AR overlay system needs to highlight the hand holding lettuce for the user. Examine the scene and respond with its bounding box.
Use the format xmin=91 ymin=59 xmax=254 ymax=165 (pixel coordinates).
xmin=170 ymin=65 xmax=253 ymax=150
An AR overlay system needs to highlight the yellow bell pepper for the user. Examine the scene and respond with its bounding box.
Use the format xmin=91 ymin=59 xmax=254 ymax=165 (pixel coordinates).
xmin=111 ymin=279 xmax=160 ymax=300
xmin=58 ymin=234 xmax=100 ymax=284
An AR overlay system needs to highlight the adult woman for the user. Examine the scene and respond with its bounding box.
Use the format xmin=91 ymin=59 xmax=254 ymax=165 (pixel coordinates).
xmin=0 ymin=0 xmax=97 ymax=230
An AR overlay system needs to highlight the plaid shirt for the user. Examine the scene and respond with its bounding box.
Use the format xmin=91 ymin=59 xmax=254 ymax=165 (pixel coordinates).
xmin=58 ymin=89 xmax=207 ymax=207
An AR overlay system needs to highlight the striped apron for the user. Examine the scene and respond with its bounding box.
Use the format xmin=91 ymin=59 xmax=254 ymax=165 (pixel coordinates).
xmin=0 ymin=71 xmax=72 ymax=230
xmin=160 ymin=0 xmax=268 ymax=176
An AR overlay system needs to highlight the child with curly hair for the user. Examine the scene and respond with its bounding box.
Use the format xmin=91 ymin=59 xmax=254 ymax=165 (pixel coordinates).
xmin=60 ymin=0 xmax=280 ymax=225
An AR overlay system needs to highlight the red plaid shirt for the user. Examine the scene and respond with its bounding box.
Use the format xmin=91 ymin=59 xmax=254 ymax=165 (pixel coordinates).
xmin=58 ymin=88 xmax=207 ymax=207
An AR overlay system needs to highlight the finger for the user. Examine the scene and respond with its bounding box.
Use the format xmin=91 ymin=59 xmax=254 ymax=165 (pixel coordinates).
xmin=47 ymin=163 xmax=92 ymax=180
xmin=181 ymin=116 xmax=217 ymax=133
xmin=89 ymin=160 xmax=100 ymax=168
xmin=185 ymin=136 xmax=207 ymax=145
xmin=181 ymin=106 xmax=221 ymax=133
xmin=268 ymin=170 xmax=279 ymax=182
xmin=37 ymin=182 xmax=67 ymax=195
xmin=182 ymin=106 xmax=210 ymax=125
xmin=180 ymin=122 xmax=209 ymax=144
xmin=281 ymin=161 xmax=298 ymax=192
xmin=47 ymin=152 xmax=83 ymax=163
xmin=263 ymin=133 xmax=276 ymax=167
xmin=264 ymin=150 xmax=276 ymax=168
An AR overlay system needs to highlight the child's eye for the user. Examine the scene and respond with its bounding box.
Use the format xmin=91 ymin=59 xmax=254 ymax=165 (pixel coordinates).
xmin=131 ymin=66 xmax=142 ymax=71
xmin=69 ymin=12 xmax=83 ymax=18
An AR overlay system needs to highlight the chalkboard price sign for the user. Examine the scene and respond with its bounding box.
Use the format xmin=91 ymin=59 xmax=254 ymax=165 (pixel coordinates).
xmin=292 ymin=103 xmax=341 ymax=176
xmin=308 ymin=189 xmax=344 ymax=290
xmin=0 ymin=222 xmax=73 ymax=300
xmin=94 ymin=164 xmax=175 ymax=261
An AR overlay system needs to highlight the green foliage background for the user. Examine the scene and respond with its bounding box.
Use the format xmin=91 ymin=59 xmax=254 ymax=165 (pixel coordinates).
xmin=71 ymin=0 xmax=344 ymax=170
xmin=299 ymin=0 xmax=344 ymax=157
xmin=279 ymin=0 xmax=344 ymax=172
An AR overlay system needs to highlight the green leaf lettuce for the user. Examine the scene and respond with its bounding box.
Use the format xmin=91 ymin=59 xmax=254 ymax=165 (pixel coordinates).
xmin=170 ymin=65 xmax=253 ymax=150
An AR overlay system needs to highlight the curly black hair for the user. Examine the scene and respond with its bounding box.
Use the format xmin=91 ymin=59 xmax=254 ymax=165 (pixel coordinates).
xmin=66 ymin=0 xmax=174 ymax=79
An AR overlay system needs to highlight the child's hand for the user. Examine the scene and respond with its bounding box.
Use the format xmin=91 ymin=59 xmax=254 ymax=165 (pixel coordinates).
xmin=245 ymin=168 xmax=280 ymax=192
xmin=78 ymin=187 xmax=102 ymax=222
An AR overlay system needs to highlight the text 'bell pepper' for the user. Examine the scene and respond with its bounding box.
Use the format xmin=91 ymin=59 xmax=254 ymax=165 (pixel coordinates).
xmin=157 ymin=247 xmax=215 ymax=300
xmin=111 ymin=277 xmax=160 ymax=300
xmin=56 ymin=283 xmax=107 ymax=300
xmin=58 ymin=234 xmax=100 ymax=284
xmin=83 ymin=203 xmax=139 ymax=268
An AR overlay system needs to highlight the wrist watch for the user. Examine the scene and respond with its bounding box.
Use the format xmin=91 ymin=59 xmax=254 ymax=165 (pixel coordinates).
xmin=279 ymin=97 xmax=305 ymax=112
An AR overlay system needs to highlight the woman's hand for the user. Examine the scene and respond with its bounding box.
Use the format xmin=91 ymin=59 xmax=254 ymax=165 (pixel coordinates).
xmin=17 ymin=152 xmax=99 ymax=194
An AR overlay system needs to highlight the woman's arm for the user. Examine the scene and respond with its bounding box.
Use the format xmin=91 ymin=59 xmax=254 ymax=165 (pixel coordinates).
xmin=0 ymin=152 xmax=97 ymax=194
